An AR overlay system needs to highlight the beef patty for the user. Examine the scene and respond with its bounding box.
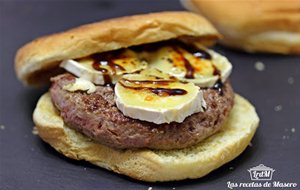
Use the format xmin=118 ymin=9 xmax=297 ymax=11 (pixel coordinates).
xmin=50 ymin=73 xmax=234 ymax=150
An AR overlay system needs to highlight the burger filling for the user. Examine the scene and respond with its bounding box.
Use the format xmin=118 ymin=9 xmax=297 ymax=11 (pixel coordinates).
xmin=49 ymin=40 xmax=234 ymax=149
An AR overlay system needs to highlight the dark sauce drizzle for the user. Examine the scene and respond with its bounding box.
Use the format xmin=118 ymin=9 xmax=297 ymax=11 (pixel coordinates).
xmin=211 ymin=64 xmax=224 ymax=95
xmin=87 ymin=39 xmax=223 ymax=94
xmin=173 ymin=41 xmax=224 ymax=95
xmin=176 ymin=42 xmax=212 ymax=79
xmin=212 ymin=79 xmax=224 ymax=95
xmin=91 ymin=50 xmax=126 ymax=86
xmin=119 ymin=80 xmax=187 ymax=96
xmin=151 ymin=88 xmax=187 ymax=96
xmin=132 ymin=39 xmax=212 ymax=79
xmin=179 ymin=41 xmax=212 ymax=60
xmin=122 ymin=78 xmax=176 ymax=86
xmin=173 ymin=47 xmax=195 ymax=79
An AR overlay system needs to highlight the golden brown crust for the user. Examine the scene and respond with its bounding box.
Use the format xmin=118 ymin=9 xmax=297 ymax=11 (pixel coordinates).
xmin=183 ymin=0 xmax=300 ymax=54
xmin=33 ymin=93 xmax=259 ymax=182
xmin=15 ymin=11 xmax=220 ymax=86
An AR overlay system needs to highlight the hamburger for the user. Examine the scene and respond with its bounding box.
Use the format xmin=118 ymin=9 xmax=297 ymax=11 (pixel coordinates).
xmin=15 ymin=11 xmax=259 ymax=182
xmin=182 ymin=0 xmax=300 ymax=54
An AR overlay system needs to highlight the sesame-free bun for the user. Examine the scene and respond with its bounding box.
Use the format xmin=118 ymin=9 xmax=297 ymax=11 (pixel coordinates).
xmin=182 ymin=0 xmax=300 ymax=54
xmin=15 ymin=11 xmax=220 ymax=86
xmin=33 ymin=93 xmax=259 ymax=182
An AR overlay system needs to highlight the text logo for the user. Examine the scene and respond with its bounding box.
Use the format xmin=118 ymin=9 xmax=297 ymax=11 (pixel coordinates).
xmin=248 ymin=164 xmax=275 ymax=181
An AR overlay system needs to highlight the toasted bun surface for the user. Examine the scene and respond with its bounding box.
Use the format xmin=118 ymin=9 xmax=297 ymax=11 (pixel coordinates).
xmin=182 ymin=0 xmax=300 ymax=54
xmin=15 ymin=11 xmax=220 ymax=86
xmin=33 ymin=93 xmax=259 ymax=182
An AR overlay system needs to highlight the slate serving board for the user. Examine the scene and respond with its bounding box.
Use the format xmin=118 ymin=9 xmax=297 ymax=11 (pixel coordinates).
xmin=1 ymin=1 xmax=299 ymax=189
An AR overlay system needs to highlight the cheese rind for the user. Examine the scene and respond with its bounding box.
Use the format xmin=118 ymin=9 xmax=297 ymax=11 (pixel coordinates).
xmin=61 ymin=59 xmax=106 ymax=85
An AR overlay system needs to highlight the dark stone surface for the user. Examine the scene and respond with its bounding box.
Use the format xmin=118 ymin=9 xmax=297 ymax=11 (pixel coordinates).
xmin=0 ymin=1 xmax=299 ymax=189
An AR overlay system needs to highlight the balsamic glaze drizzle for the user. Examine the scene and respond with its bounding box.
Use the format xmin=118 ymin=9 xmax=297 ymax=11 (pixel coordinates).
xmin=91 ymin=50 xmax=126 ymax=85
xmin=119 ymin=80 xmax=187 ymax=97
xmin=173 ymin=47 xmax=195 ymax=79
xmin=122 ymin=78 xmax=176 ymax=86
xmin=132 ymin=40 xmax=212 ymax=80
xmin=87 ymin=39 xmax=223 ymax=94
xmin=211 ymin=65 xmax=224 ymax=95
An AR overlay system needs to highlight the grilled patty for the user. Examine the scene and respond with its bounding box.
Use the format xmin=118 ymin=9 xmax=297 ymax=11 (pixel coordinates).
xmin=50 ymin=73 xmax=234 ymax=150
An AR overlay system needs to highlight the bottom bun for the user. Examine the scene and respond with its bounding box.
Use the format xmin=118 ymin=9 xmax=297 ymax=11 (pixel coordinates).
xmin=33 ymin=93 xmax=259 ymax=182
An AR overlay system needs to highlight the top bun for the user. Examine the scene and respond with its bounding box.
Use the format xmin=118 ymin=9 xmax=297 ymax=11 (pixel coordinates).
xmin=182 ymin=0 xmax=300 ymax=54
xmin=15 ymin=11 xmax=220 ymax=86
